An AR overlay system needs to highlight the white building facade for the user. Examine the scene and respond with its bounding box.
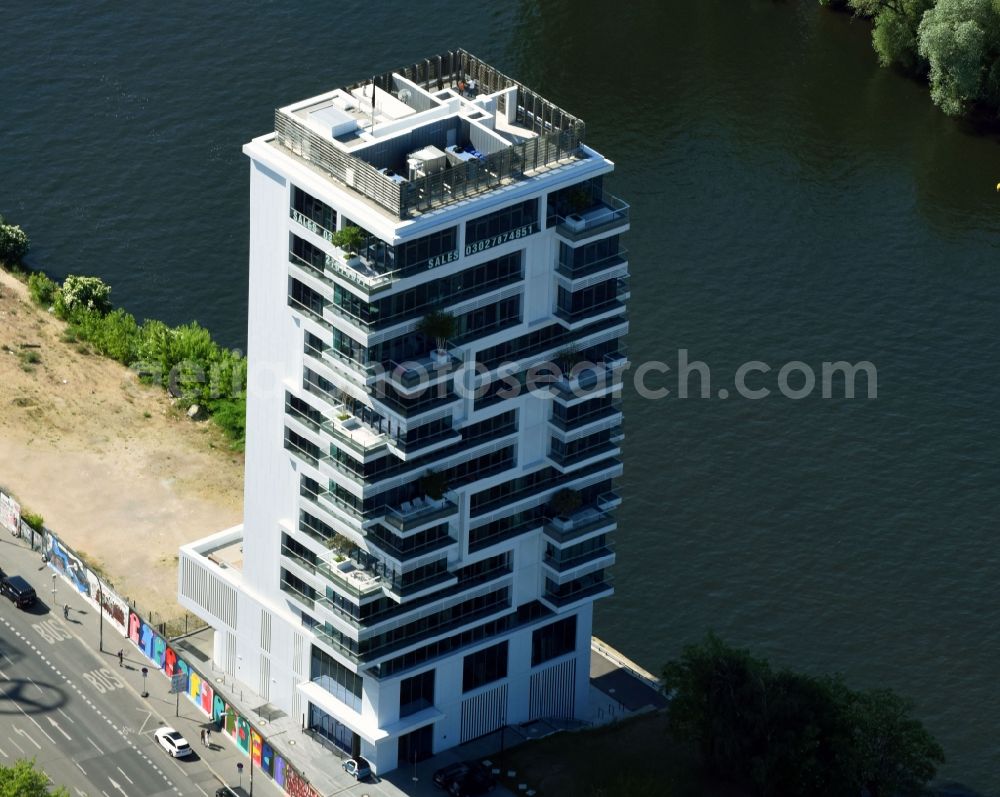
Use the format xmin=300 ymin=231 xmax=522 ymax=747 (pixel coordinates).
xmin=179 ymin=49 xmax=629 ymax=774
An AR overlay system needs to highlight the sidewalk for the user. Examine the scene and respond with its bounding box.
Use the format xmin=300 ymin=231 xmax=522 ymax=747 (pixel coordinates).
xmin=17 ymin=522 xmax=667 ymax=797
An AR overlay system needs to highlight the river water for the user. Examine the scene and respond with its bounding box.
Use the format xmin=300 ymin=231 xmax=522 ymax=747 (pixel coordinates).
xmin=4 ymin=1 xmax=999 ymax=791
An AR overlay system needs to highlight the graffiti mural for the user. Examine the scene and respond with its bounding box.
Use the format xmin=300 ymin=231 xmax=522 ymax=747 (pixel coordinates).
xmin=251 ymin=729 xmax=262 ymax=767
xmin=86 ymin=571 xmax=128 ymax=635
xmin=46 ymin=535 xmax=90 ymax=593
xmin=123 ymin=608 xmax=320 ymax=797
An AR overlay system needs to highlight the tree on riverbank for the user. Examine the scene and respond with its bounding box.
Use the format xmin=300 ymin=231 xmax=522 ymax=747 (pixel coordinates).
xmin=822 ymin=0 xmax=1000 ymax=119
xmin=662 ymin=634 xmax=944 ymax=797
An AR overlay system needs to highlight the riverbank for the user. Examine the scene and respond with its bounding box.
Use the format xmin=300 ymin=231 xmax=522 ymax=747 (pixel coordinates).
xmin=0 ymin=268 xmax=244 ymax=620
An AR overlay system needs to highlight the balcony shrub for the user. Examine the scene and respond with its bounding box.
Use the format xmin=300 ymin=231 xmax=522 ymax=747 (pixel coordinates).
xmin=549 ymin=488 xmax=582 ymax=519
xmin=418 ymin=310 xmax=456 ymax=353
xmin=331 ymin=225 xmax=365 ymax=256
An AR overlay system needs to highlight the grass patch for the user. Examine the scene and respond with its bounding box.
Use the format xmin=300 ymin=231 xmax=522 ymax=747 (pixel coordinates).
xmin=18 ymin=349 xmax=40 ymax=365
xmin=74 ymin=550 xmax=110 ymax=583
xmin=504 ymin=713 xmax=742 ymax=797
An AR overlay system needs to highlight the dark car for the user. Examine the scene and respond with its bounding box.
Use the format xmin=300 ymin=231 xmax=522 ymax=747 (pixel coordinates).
xmin=434 ymin=761 xmax=496 ymax=795
xmin=1 ymin=575 xmax=37 ymax=608
xmin=433 ymin=761 xmax=471 ymax=789
xmin=448 ymin=766 xmax=497 ymax=797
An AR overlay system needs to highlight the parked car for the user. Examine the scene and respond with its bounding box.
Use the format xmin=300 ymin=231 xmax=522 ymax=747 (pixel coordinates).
xmin=433 ymin=761 xmax=471 ymax=789
xmin=448 ymin=766 xmax=497 ymax=797
xmin=154 ymin=727 xmax=193 ymax=758
xmin=342 ymin=756 xmax=371 ymax=780
xmin=1 ymin=575 xmax=37 ymax=608
xmin=434 ymin=761 xmax=497 ymax=795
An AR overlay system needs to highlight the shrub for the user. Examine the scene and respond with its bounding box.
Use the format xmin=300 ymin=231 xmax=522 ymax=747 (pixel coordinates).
xmin=0 ymin=218 xmax=30 ymax=264
xmin=331 ymin=224 xmax=365 ymax=255
xmin=27 ymin=272 xmax=59 ymax=306
xmin=60 ymin=274 xmax=112 ymax=316
xmin=207 ymin=395 xmax=246 ymax=450
xmin=21 ymin=511 xmax=44 ymax=532
xmin=18 ymin=349 xmax=41 ymax=365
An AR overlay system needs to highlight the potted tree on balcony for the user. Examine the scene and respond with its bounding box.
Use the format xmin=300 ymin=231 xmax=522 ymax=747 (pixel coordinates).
xmin=418 ymin=310 xmax=457 ymax=366
xmin=420 ymin=469 xmax=449 ymax=502
xmin=549 ymin=488 xmax=582 ymax=522
xmin=331 ymin=225 xmax=365 ymax=265
xmin=325 ymin=534 xmax=353 ymax=564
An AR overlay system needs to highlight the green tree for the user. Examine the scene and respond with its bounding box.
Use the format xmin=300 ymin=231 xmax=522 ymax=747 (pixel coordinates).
xmin=418 ymin=310 xmax=456 ymax=352
xmin=849 ymin=0 xmax=936 ymax=73
xmin=331 ymin=224 xmax=365 ymax=256
xmin=848 ymin=688 xmax=945 ymax=797
xmin=918 ymin=0 xmax=1000 ymax=116
xmin=662 ymin=634 xmax=944 ymax=797
xmin=0 ymin=758 xmax=69 ymax=797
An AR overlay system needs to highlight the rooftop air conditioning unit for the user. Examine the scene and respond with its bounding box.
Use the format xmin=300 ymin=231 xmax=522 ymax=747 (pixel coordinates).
xmin=406 ymin=146 xmax=447 ymax=180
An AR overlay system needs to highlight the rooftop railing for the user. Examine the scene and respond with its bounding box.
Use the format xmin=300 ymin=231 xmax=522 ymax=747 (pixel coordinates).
xmin=273 ymin=49 xmax=586 ymax=219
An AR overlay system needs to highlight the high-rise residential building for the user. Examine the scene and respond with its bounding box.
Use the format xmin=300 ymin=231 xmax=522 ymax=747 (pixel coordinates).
xmin=178 ymin=49 xmax=629 ymax=774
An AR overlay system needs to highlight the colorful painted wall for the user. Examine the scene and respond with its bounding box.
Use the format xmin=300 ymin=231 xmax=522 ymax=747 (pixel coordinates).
xmin=39 ymin=524 xmax=321 ymax=797
xmin=126 ymin=609 xmax=322 ymax=797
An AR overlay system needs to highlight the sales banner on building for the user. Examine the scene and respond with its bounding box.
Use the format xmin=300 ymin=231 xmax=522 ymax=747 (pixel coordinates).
xmin=0 ymin=492 xmax=20 ymax=534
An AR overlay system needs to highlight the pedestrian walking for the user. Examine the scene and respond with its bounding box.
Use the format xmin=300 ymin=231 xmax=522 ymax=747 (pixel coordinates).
xmin=205 ymin=729 xmax=211 ymax=746
xmin=118 ymin=649 xmax=124 ymax=667
xmin=200 ymin=729 xmax=206 ymax=746
xmin=63 ymin=604 xmax=69 ymax=619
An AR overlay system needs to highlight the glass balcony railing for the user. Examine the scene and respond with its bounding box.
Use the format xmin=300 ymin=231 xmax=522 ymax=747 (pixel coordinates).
xmin=290 ymin=208 xmax=335 ymax=242
xmin=324 ymin=251 xmax=395 ymax=294
xmin=553 ymin=194 xmax=630 ymax=242
xmin=383 ymin=496 xmax=459 ymax=532
xmin=289 ymin=251 xmax=334 ymax=286
xmin=544 ymin=507 xmax=616 ymax=545
xmin=543 ymin=542 xmax=615 ymax=573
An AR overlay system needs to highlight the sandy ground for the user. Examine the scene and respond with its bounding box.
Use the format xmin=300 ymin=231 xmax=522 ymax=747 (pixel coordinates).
xmin=0 ymin=269 xmax=244 ymax=621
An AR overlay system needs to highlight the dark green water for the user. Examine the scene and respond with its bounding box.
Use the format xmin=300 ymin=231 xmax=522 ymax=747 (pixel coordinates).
xmin=4 ymin=1 xmax=999 ymax=790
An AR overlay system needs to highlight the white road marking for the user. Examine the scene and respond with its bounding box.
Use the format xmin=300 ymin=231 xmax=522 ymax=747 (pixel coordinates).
xmin=58 ymin=707 xmax=76 ymax=723
xmin=27 ymin=676 xmax=44 ymax=694
xmin=75 ymin=761 xmax=87 ymax=775
xmin=10 ymin=702 xmax=56 ymax=744
xmin=107 ymin=776 xmax=128 ymax=797
xmin=0 ymin=669 xmax=7 ymax=680
xmin=102 ymin=791 xmax=111 ymax=797
xmin=195 ymin=786 xmax=208 ymax=797
xmin=14 ymin=726 xmax=41 ymax=750
xmin=115 ymin=767 xmax=133 ymax=785
xmin=87 ymin=736 xmax=104 ymax=754
xmin=8 ymin=736 xmax=25 ymax=755
xmin=46 ymin=715 xmax=71 ymax=741
xmin=0 ymin=743 xmax=7 ymax=758
xmin=74 ymin=788 xmax=88 ymax=797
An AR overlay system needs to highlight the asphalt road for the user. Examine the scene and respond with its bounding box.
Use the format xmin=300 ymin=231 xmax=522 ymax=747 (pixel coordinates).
xmin=0 ymin=537 xmax=234 ymax=797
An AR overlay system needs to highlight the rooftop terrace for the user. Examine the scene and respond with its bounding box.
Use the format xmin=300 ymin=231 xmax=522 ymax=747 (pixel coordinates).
xmin=272 ymin=49 xmax=588 ymax=219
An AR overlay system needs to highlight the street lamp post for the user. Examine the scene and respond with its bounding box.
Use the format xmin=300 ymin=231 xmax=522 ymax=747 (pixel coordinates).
xmin=141 ymin=666 xmax=149 ymax=698
xmin=98 ymin=580 xmax=104 ymax=652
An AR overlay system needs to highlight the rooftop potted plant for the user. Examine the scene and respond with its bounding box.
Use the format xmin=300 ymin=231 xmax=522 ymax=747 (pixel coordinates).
xmin=331 ymin=225 xmax=365 ymax=263
xmin=419 ymin=310 xmax=457 ymax=365
xmin=549 ymin=488 xmax=582 ymax=521
xmin=420 ymin=470 xmax=449 ymax=501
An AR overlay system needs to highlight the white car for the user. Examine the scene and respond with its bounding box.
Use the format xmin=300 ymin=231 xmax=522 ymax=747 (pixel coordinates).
xmin=154 ymin=727 xmax=193 ymax=758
